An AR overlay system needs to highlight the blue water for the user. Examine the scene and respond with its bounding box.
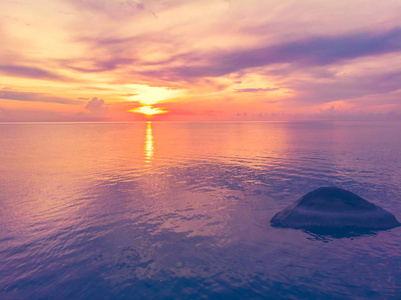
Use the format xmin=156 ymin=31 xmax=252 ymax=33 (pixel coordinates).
xmin=1 ymin=121 xmax=401 ymax=299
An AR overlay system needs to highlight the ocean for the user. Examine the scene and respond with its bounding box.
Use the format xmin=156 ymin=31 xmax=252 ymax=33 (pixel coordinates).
xmin=1 ymin=121 xmax=401 ymax=299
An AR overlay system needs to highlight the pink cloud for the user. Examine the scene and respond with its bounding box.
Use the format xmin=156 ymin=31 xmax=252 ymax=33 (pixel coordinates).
xmin=85 ymin=97 xmax=109 ymax=114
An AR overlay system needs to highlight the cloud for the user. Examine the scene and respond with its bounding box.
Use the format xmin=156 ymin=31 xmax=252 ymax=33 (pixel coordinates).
xmin=288 ymin=70 xmax=401 ymax=105
xmin=2 ymin=0 xmax=401 ymax=121
xmin=320 ymin=105 xmax=335 ymax=113
xmin=0 ymin=90 xmax=81 ymax=105
xmin=0 ymin=65 xmax=69 ymax=81
xmin=65 ymin=0 xmax=148 ymax=19
xmin=313 ymin=109 xmax=401 ymax=121
xmin=235 ymin=87 xmax=279 ymax=93
xmin=85 ymin=97 xmax=109 ymax=114
xmin=169 ymin=27 xmax=401 ymax=78
xmin=64 ymin=58 xmax=134 ymax=73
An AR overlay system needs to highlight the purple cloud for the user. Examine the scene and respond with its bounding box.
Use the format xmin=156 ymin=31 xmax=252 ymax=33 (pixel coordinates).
xmin=64 ymin=58 xmax=134 ymax=73
xmin=314 ymin=109 xmax=401 ymax=121
xmin=235 ymin=88 xmax=279 ymax=93
xmin=289 ymin=70 xmax=401 ymax=104
xmin=0 ymin=65 xmax=69 ymax=81
xmin=65 ymin=0 xmax=147 ymax=18
xmin=170 ymin=27 xmax=401 ymax=78
xmin=85 ymin=97 xmax=108 ymax=114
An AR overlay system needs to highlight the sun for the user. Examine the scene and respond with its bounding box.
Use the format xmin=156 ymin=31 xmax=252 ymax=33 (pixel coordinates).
xmin=129 ymin=105 xmax=167 ymax=116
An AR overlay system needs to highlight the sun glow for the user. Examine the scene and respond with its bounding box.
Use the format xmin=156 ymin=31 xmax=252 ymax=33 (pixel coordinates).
xmin=130 ymin=105 xmax=167 ymax=116
xmin=128 ymin=85 xmax=184 ymax=105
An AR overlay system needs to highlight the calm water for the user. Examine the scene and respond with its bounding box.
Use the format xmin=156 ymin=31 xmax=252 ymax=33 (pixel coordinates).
xmin=1 ymin=121 xmax=401 ymax=299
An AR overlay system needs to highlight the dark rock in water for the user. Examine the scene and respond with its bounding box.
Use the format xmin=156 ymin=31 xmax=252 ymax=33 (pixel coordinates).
xmin=271 ymin=187 xmax=400 ymax=230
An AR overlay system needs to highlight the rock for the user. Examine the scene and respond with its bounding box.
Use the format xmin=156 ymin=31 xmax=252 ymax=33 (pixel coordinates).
xmin=271 ymin=187 xmax=400 ymax=230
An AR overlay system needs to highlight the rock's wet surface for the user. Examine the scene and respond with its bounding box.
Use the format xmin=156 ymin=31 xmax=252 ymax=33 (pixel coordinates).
xmin=271 ymin=187 xmax=401 ymax=230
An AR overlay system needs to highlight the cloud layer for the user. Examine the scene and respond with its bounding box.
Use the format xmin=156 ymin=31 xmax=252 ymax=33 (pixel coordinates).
xmin=1 ymin=0 xmax=401 ymax=121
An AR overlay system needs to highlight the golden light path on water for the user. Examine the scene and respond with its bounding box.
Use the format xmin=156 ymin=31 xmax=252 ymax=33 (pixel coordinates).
xmin=145 ymin=122 xmax=154 ymax=165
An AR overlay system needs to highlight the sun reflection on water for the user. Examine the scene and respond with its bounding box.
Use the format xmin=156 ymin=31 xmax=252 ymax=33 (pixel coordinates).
xmin=145 ymin=122 xmax=154 ymax=164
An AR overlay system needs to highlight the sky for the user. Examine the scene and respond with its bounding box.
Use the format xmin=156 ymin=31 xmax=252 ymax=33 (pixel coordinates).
xmin=1 ymin=0 xmax=401 ymax=122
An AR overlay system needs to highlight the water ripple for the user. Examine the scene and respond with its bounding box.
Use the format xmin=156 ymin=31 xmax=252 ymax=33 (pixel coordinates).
xmin=1 ymin=121 xmax=401 ymax=299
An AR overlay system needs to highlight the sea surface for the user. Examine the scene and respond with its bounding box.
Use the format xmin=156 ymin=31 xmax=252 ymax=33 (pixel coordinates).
xmin=1 ymin=121 xmax=401 ymax=299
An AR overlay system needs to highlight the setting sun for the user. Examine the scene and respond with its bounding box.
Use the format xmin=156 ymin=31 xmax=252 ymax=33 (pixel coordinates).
xmin=129 ymin=105 xmax=167 ymax=116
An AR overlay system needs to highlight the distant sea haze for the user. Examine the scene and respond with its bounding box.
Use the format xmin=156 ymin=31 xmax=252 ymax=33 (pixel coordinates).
xmin=1 ymin=121 xmax=401 ymax=299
